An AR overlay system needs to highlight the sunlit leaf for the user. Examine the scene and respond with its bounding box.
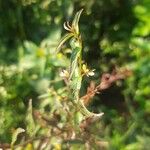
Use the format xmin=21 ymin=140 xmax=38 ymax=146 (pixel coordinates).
xmin=56 ymin=33 xmax=74 ymax=53
xmin=11 ymin=128 xmax=25 ymax=147
xmin=72 ymin=9 xmax=83 ymax=35
xmin=26 ymin=99 xmax=36 ymax=137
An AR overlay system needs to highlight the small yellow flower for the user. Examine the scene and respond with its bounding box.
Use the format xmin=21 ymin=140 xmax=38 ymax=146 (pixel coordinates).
xmin=36 ymin=48 xmax=45 ymax=57
xmin=54 ymin=143 xmax=61 ymax=150
xmin=82 ymin=64 xmax=95 ymax=77
xmin=59 ymin=70 xmax=69 ymax=78
xmin=25 ymin=143 xmax=33 ymax=150
xmin=57 ymin=53 xmax=63 ymax=59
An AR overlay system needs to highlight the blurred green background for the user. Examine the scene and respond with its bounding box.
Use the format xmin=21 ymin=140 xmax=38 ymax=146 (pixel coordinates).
xmin=0 ymin=0 xmax=150 ymax=149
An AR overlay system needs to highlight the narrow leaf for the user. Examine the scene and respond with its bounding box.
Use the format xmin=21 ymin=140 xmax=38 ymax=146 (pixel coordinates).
xmin=56 ymin=33 xmax=74 ymax=53
xmin=69 ymin=38 xmax=81 ymax=79
xmin=69 ymin=47 xmax=80 ymax=79
xmin=26 ymin=99 xmax=36 ymax=137
xmin=11 ymin=128 xmax=25 ymax=147
xmin=72 ymin=9 xmax=83 ymax=35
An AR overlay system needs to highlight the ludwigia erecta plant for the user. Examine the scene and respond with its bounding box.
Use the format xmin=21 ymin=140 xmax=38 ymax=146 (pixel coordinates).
xmin=0 ymin=10 xmax=131 ymax=150
xmin=56 ymin=9 xmax=104 ymax=119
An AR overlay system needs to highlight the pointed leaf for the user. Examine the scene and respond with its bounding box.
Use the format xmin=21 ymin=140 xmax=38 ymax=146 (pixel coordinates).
xmin=56 ymin=33 xmax=74 ymax=53
xmin=72 ymin=9 xmax=83 ymax=35
xmin=11 ymin=128 xmax=25 ymax=146
xmin=26 ymin=99 xmax=36 ymax=137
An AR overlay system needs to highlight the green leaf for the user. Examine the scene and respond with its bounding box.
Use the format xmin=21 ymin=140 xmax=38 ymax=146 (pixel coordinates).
xmin=69 ymin=47 xmax=80 ymax=79
xmin=11 ymin=128 xmax=25 ymax=147
xmin=26 ymin=99 xmax=36 ymax=137
xmin=69 ymin=48 xmax=81 ymax=101
xmin=56 ymin=33 xmax=74 ymax=53
xmin=69 ymin=38 xmax=81 ymax=78
xmin=72 ymin=9 xmax=83 ymax=35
